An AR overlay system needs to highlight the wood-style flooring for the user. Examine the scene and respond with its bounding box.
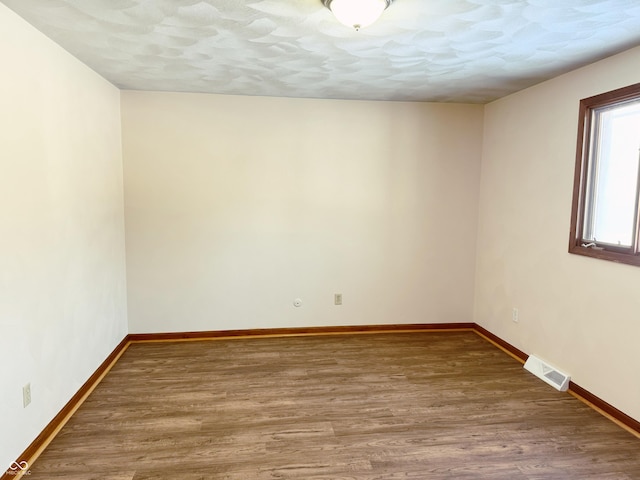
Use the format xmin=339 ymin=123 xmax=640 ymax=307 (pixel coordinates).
xmin=27 ymin=332 xmax=640 ymax=479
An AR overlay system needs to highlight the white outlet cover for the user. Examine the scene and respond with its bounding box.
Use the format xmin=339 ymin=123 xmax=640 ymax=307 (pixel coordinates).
xmin=293 ymin=298 xmax=302 ymax=307
xmin=23 ymin=383 xmax=31 ymax=408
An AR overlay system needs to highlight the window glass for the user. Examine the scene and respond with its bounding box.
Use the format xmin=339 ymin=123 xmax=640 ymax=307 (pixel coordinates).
xmin=583 ymin=100 xmax=640 ymax=247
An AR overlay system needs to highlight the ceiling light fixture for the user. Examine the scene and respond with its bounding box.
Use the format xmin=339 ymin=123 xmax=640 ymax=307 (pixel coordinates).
xmin=323 ymin=0 xmax=393 ymax=31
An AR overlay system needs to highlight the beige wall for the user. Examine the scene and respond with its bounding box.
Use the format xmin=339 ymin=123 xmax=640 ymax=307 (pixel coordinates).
xmin=0 ymin=4 xmax=127 ymax=470
xmin=122 ymin=91 xmax=483 ymax=334
xmin=475 ymin=45 xmax=640 ymax=422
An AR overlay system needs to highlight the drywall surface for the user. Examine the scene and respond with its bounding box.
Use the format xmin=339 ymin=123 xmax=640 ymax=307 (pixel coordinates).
xmin=0 ymin=4 xmax=128 ymax=472
xmin=122 ymin=92 xmax=483 ymax=334
xmin=475 ymin=45 xmax=640 ymax=422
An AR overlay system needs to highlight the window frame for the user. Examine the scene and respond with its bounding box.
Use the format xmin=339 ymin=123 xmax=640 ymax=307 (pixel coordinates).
xmin=568 ymin=82 xmax=640 ymax=267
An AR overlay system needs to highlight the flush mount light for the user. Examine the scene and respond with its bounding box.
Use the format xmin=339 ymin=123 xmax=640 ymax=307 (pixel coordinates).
xmin=323 ymin=0 xmax=393 ymax=31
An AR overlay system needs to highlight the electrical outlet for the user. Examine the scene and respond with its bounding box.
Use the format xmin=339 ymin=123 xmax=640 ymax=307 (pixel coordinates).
xmin=334 ymin=293 xmax=342 ymax=305
xmin=512 ymin=308 xmax=519 ymax=323
xmin=23 ymin=383 xmax=31 ymax=408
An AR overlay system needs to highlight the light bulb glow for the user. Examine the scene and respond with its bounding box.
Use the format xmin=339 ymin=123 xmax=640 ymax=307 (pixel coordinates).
xmin=326 ymin=0 xmax=389 ymax=30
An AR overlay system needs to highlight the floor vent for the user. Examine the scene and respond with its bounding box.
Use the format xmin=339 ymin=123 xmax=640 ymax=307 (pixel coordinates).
xmin=524 ymin=355 xmax=570 ymax=391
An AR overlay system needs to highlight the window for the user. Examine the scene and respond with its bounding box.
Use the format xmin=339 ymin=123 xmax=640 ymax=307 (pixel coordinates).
xmin=569 ymin=82 xmax=640 ymax=266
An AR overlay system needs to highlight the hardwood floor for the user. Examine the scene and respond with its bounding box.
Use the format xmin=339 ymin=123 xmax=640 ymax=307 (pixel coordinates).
xmin=27 ymin=332 xmax=640 ymax=479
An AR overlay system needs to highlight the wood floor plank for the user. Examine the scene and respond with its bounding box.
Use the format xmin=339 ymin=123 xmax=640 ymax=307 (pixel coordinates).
xmin=26 ymin=332 xmax=640 ymax=479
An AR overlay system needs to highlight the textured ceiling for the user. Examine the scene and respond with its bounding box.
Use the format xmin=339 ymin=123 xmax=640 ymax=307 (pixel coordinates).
xmin=4 ymin=0 xmax=640 ymax=103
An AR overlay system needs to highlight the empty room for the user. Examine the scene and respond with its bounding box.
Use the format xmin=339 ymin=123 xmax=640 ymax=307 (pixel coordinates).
xmin=2 ymin=0 xmax=640 ymax=478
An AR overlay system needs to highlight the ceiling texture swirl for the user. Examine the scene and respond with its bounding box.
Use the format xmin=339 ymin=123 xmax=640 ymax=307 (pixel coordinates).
xmin=3 ymin=0 xmax=640 ymax=102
